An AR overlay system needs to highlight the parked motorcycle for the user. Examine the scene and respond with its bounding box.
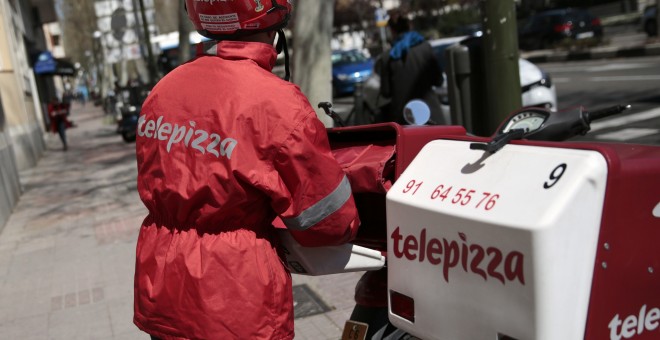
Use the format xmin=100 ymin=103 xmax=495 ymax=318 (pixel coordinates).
xmin=117 ymin=104 xmax=140 ymax=143
xmin=279 ymin=101 xmax=659 ymax=340
xmin=115 ymin=81 xmax=149 ymax=143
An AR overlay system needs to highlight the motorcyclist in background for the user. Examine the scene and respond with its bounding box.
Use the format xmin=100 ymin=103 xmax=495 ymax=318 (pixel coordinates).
xmin=377 ymin=10 xmax=445 ymax=124
xmin=133 ymin=1 xmax=360 ymax=339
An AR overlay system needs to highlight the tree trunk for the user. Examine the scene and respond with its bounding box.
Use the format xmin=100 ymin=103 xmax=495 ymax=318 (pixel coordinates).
xmin=292 ymin=1 xmax=335 ymax=127
xmin=178 ymin=0 xmax=192 ymax=65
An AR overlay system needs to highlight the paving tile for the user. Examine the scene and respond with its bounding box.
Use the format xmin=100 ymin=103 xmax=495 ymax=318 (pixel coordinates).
xmin=48 ymin=299 xmax=113 ymax=339
xmin=0 ymin=313 xmax=49 ymax=340
xmin=113 ymin=330 xmax=148 ymax=340
xmin=294 ymin=313 xmax=343 ymax=340
xmin=0 ymin=286 xmax=51 ymax=322
xmin=326 ymin=308 xmax=354 ymax=328
xmin=106 ymin=296 xmax=141 ymax=337
xmin=0 ymin=247 xmax=12 ymax=287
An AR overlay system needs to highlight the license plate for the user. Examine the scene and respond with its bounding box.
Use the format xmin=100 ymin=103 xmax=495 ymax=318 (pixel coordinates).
xmin=576 ymin=31 xmax=594 ymax=39
xmin=341 ymin=320 xmax=369 ymax=340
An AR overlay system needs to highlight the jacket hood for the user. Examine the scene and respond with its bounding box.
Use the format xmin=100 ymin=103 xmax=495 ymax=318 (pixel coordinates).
xmin=389 ymin=31 xmax=425 ymax=60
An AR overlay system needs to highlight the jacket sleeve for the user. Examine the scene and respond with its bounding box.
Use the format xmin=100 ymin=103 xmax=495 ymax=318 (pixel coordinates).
xmin=426 ymin=42 xmax=443 ymax=88
xmin=270 ymin=112 xmax=360 ymax=247
xmin=378 ymin=54 xmax=392 ymax=98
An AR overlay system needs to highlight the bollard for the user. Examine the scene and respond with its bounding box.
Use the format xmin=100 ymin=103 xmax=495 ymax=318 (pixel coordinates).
xmin=445 ymin=44 xmax=472 ymax=132
xmin=352 ymin=81 xmax=365 ymax=126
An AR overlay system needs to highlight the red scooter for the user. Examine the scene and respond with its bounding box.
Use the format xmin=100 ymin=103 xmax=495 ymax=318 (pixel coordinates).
xmin=281 ymin=102 xmax=660 ymax=340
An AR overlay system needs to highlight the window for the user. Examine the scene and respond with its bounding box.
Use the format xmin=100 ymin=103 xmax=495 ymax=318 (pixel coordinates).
xmin=51 ymin=34 xmax=60 ymax=47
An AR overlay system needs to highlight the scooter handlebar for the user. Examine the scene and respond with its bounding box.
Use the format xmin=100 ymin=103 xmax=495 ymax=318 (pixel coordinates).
xmin=585 ymin=104 xmax=631 ymax=123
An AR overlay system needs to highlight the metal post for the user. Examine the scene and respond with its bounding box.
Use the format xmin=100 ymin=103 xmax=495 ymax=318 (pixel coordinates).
xmin=479 ymin=0 xmax=522 ymax=136
xmin=445 ymin=44 xmax=472 ymax=132
xmin=353 ymin=81 xmax=364 ymax=125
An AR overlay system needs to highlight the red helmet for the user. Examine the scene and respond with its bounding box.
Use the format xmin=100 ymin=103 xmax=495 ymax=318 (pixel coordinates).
xmin=185 ymin=0 xmax=292 ymax=40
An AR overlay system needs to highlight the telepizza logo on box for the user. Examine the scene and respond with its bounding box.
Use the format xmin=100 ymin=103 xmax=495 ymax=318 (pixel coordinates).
xmin=390 ymin=227 xmax=525 ymax=285
xmin=609 ymin=304 xmax=659 ymax=340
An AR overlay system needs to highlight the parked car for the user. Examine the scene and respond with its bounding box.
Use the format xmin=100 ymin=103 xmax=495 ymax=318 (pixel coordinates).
xmin=332 ymin=49 xmax=374 ymax=96
xmin=518 ymin=8 xmax=603 ymax=50
xmin=641 ymin=5 xmax=657 ymax=36
xmin=363 ymin=36 xmax=558 ymax=124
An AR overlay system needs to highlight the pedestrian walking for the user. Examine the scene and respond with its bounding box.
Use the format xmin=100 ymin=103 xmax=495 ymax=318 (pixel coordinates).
xmin=133 ymin=2 xmax=360 ymax=339
xmin=47 ymin=98 xmax=72 ymax=151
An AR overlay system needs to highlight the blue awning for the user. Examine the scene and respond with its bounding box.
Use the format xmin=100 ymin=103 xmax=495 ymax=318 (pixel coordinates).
xmin=34 ymin=51 xmax=75 ymax=76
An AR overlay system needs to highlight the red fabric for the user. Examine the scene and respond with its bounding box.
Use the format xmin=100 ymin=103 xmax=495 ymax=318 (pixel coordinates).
xmin=133 ymin=41 xmax=359 ymax=340
xmin=47 ymin=102 xmax=72 ymax=133
xmin=331 ymin=144 xmax=395 ymax=194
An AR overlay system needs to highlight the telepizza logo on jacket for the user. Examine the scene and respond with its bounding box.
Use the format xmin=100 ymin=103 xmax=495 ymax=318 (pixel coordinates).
xmin=137 ymin=116 xmax=238 ymax=160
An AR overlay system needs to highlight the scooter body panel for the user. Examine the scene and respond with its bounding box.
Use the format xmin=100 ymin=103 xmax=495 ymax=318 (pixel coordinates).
xmin=581 ymin=143 xmax=660 ymax=340
xmin=327 ymin=123 xmax=466 ymax=254
xmin=385 ymin=138 xmax=660 ymax=340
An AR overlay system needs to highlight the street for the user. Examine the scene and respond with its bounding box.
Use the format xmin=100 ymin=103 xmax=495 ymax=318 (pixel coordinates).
xmin=541 ymin=55 xmax=660 ymax=144
xmin=0 ymin=55 xmax=658 ymax=340
xmin=3 ymin=0 xmax=659 ymax=337
xmin=333 ymin=55 xmax=660 ymax=145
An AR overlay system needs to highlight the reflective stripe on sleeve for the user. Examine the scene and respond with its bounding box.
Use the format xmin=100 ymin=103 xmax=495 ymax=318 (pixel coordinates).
xmin=282 ymin=175 xmax=352 ymax=231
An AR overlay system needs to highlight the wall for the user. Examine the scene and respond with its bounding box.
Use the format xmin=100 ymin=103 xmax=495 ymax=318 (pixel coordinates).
xmin=0 ymin=92 xmax=21 ymax=229
xmin=0 ymin=0 xmax=47 ymax=230
xmin=1 ymin=2 xmax=45 ymax=169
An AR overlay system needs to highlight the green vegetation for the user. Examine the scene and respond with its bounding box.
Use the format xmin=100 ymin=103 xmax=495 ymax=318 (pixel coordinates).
xmin=413 ymin=7 xmax=481 ymax=39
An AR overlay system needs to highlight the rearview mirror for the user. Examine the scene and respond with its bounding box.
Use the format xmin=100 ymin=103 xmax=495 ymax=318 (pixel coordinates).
xmin=403 ymin=100 xmax=431 ymax=126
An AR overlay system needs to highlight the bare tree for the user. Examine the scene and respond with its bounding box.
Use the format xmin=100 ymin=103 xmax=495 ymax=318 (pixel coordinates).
xmin=153 ymin=0 xmax=179 ymax=33
xmin=177 ymin=1 xmax=192 ymax=64
xmin=59 ymin=0 xmax=97 ymax=71
xmin=293 ymin=1 xmax=335 ymax=127
xmin=335 ymin=0 xmax=376 ymax=28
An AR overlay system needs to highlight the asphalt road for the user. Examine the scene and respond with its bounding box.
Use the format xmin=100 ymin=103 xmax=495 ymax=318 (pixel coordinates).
xmin=332 ymin=55 xmax=660 ymax=145
xmin=540 ymin=55 xmax=660 ymax=145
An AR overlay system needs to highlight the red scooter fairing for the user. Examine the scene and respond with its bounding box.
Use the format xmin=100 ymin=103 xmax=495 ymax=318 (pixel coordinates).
xmin=331 ymin=104 xmax=660 ymax=340
xmin=383 ymin=135 xmax=660 ymax=340
xmin=328 ymin=122 xmax=466 ymax=252
xmin=327 ymin=123 xmax=466 ymax=309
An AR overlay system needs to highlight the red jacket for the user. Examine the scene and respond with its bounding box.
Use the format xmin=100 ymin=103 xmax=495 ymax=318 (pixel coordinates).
xmin=47 ymin=101 xmax=71 ymax=133
xmin=133 ymin=41 xmax=359 ymax=340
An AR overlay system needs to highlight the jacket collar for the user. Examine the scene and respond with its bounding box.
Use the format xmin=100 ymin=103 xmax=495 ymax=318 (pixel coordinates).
xmin=389 ymin=31 xmax=425 ymax=60
xmin=198 ymin=40 xmax=278 ymax=71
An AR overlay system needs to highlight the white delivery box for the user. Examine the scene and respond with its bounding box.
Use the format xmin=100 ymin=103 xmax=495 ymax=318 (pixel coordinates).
xmin=386 ymin=139 xmax=608 ymax=340
xmin=278 ymin=230 xmax=385 ymax=276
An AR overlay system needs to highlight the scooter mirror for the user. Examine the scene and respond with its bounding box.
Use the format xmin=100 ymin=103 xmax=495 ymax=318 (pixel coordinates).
xmin=403 ymin=100 xmax=431 ymax=126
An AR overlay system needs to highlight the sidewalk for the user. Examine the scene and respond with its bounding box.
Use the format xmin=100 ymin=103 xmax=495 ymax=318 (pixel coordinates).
xmin=0 ymin=103 xmax=360 ymax=339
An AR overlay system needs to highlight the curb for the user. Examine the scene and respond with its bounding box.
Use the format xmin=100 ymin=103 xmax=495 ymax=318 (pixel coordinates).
xmin=522 ymin=42 xmax=660 ymax=63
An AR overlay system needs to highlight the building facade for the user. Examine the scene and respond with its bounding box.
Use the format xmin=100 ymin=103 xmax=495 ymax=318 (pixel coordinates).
xmin=0 ymin=0 xmax=56 ymax=229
